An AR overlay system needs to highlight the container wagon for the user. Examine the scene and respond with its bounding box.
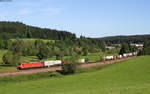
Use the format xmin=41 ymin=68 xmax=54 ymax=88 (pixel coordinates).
xmin=44 ymin=60 xmax=62 ymax=67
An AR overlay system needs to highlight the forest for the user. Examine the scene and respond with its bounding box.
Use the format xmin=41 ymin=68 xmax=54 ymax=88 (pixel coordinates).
xmin=0 ymin=21 xmax=76 ymax=40
xmin=96 ymin=34 xmax=150 ymax=44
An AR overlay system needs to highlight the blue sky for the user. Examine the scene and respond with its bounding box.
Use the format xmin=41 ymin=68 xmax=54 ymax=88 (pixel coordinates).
xmin=0 ymin=0 xmax=150 ymax=37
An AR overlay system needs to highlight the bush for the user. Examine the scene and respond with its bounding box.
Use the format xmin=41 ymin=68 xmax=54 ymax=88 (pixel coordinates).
xmin=2 ymin=51 xmax=20 ymax=65
xmin=49 ymin=72 xmax=63 ymax=78
xmin=138 ymin=40 xmax=150 ymax=55
xmin=61 ymin=62 xmax=80 ymax=75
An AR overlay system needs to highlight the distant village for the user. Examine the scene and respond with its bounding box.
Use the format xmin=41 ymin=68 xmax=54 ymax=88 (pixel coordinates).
xmin=106 ymin=43 xmax=144 ymax=50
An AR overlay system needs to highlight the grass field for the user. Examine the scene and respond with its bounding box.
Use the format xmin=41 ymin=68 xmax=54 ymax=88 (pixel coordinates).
xmin=0 ymin=56 xmax=150 ymax=94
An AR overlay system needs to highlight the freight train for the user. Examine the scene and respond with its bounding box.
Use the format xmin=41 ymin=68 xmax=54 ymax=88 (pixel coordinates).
xmin=17 ymin=52 xmax=137 ymax=70
xmin=17 ymin=59 xmax=89 ymax=70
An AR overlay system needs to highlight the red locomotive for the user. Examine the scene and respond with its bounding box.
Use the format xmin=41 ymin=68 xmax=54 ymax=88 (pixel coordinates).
xmin=17 ymin=61 xmax=44 ymax=70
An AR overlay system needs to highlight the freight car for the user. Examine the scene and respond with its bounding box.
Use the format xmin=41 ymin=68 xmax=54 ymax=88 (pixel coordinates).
xmin=102 ymin=56 xmax=114 ymax=61
xmin=102 ymin=52 xmax=137 ymax=61
xmin=77 ymin=58 xmax=89 ymax=63
xmin=44 ymin=60 xmax=62 ymax=67
xmin=117 ymin=55 xmax=123 ymax=59
xmin=62 ymin=58 xmax=89 ymax=64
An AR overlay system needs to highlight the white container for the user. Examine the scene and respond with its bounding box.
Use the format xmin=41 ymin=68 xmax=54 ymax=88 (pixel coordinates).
xmin=78 ymin=59 xmax=85 ymax=63
xmin=133 ymin=52 xmax=138 ymax=56
xmin=44 ymin=61 xmax=55 ymax=67
xmin=117 ymin=55 xmax=122 ymax=59
xmin=128 ymin=53 xmax=133 ymax=56
xmin=123 ymin=54 xmax=127 ymax=57
xmin=119 ymin=55 xmax=123 ymax=58
xmin=106 ymin=56 xmax=114 ymax=60
xmin=102 ymin=56 xmax=114 ymax=60
xmin=53 ymin=60 xmax=62 ymax=65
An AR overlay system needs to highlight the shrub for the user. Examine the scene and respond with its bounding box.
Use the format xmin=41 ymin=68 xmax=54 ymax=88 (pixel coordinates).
xmin=138 ymin=40 xmax=150 ymax=55
xmin=2 ymin=51 xmax=20 ymax=65
xmin=61 ymin=62 xmax=80 ymax=75
xmin=49 ymin=72 xmax=63 ymax=78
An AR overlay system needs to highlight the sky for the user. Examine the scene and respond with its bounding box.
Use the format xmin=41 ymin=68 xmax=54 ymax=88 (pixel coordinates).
xmin=0 ymin=0 xmax=150 ymax=38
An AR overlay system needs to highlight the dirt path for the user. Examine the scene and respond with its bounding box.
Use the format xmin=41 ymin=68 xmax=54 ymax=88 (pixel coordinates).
xmin=0 ymin=57 xmax=131 ymax=77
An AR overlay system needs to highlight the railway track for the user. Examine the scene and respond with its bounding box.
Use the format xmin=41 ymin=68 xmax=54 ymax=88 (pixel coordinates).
xmin=0 ymin=57 xmax=131 ymax=77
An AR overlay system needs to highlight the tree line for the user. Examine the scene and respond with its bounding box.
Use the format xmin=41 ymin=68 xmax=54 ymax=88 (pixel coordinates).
xmin=96 ymin=35 xmax=150 ymax=44
xmin=0 ymin=21 xmax=76 ymax=40
xmin=1 ymin=37 xmax=105 ymax=65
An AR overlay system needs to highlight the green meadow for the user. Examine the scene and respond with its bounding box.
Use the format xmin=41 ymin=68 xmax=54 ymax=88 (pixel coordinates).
xmin=0 ymin=56 xmax=150 ymax=94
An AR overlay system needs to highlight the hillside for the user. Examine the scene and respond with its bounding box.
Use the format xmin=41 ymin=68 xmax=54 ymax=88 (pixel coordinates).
xmin=0 ymin=21 xmax=76 ymax=40
xmin=0 ymin=56 xmax=150 ymax=94
xmin=96 ymin=34 xmax=150 ymax=44
xmin=1 ymin=21 xmax=149 ymax=44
